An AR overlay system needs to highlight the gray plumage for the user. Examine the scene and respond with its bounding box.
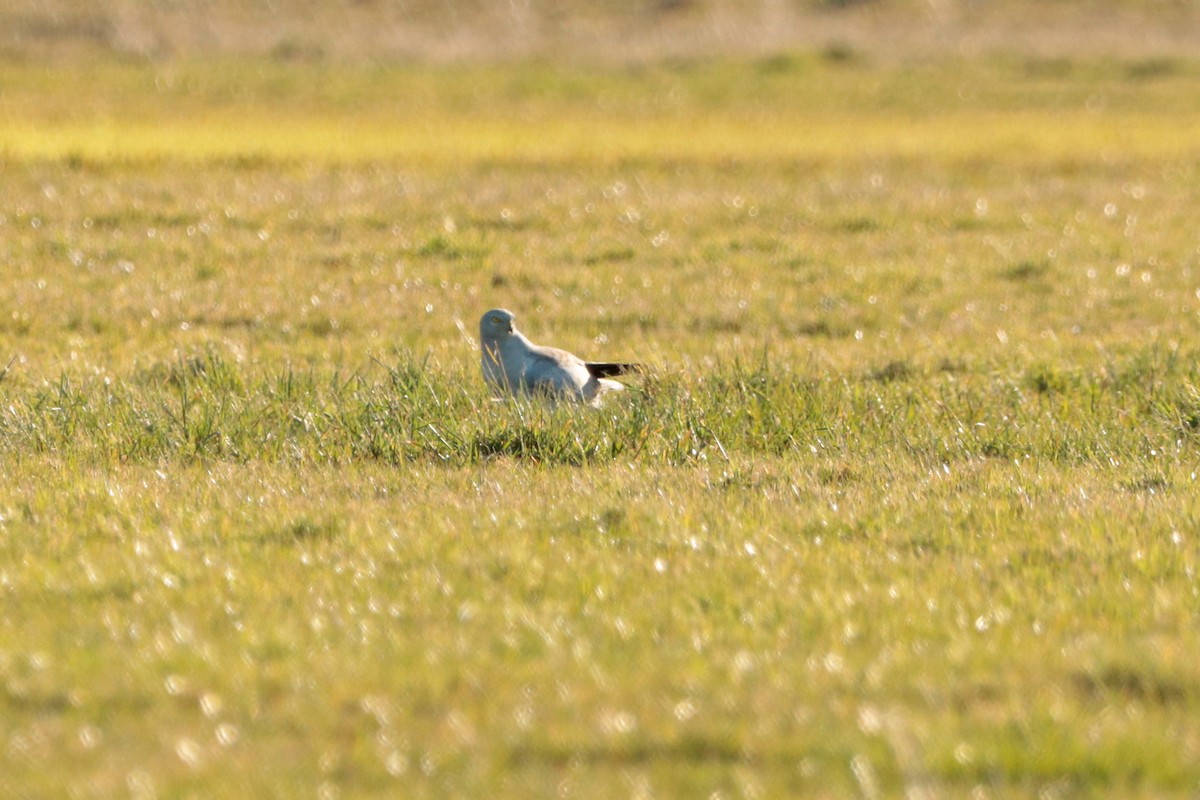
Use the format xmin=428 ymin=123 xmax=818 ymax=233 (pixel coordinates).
xmin=478 ymin=308 xmax=640 ymax=405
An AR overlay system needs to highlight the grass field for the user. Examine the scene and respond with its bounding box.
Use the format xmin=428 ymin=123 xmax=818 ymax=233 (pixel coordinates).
xmin=4 ymin=29 xmax=1200 ymax=798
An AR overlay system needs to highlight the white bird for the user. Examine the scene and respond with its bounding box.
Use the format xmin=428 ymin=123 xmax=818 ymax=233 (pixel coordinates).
xmin=478 ymin=308 xmax=641 ymax=405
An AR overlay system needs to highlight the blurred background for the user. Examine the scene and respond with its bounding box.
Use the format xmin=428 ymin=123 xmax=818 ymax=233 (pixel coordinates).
xmin=4 ymin=0 xmax=1199 ymax=62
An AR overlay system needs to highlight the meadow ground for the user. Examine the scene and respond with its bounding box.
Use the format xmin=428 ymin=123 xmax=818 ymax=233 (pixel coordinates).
xmin=3 ymin=45 xmax=1200 ymax=798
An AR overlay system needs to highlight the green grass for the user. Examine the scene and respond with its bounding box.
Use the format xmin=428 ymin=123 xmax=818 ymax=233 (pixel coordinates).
xmin=3 ymin=50 xmax=1200 ymax=797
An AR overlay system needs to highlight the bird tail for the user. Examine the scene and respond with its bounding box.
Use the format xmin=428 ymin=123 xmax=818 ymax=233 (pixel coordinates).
xmin=585 ymin=362 xmax=642 ymax=379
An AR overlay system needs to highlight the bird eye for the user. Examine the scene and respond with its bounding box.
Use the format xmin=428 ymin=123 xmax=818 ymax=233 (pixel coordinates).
xmin=491 ymin=316 xmax=502 ymax=324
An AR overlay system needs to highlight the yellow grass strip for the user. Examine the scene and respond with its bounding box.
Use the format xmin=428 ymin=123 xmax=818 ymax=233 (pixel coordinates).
xmin=4 ymin=111 xmax=1198 ymax=164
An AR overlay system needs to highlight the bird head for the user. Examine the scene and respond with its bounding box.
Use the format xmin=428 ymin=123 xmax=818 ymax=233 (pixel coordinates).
xmin=479 ymin=308 xmax=516 ymax=342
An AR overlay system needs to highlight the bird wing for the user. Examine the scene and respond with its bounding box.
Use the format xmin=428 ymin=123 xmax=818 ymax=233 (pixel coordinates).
xmin=496 ymin=332 xmax=640 ymax=404
xmin=520 ymin=344 xmax=591 ymax=397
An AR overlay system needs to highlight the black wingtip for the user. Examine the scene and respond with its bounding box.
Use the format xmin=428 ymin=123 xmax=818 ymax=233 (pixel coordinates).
xmin=585 ymin=362 xmax=643 ymax=378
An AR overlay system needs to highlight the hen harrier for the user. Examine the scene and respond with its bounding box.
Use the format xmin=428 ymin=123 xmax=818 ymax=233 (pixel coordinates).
xmin=479 ymin=308 xmax=641 ymax=405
